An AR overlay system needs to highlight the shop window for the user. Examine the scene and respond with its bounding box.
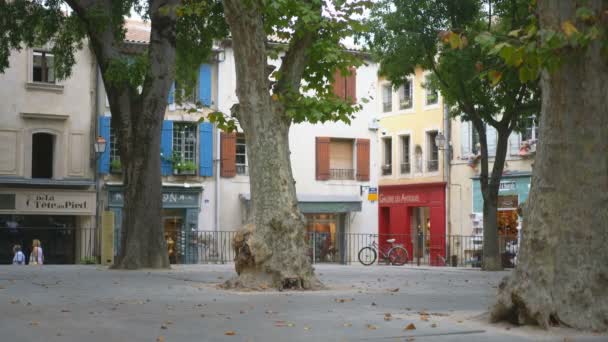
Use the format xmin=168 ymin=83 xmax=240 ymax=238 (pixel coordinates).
xmin=399 ymin=79 xmax=413 ymax=110
xmin=382 ymin=84 xmax=392 ymax=112
xmin=33 ymin=51 xmax=55 ymax=83
xmin=424 ymin=74 xmax=438 ymax=106
xmin=172 ymin=123 xmax=197 ymax=175
xmin=382 ymin=137 xmax=392 ymax=175
xmin=426 ymin=131 xmax=439 ymax=172
xmin=400 ymin=135 xmax=410 ymax=174
xmin=305 ymin=213 xmax=343 ymax=263
xmin=31 ymin=133 xmax=54 ymax=178
xmin=109 ymin=129 xmax=121 ymax=173
xmin=235 ymin=133 xmax=248 ymax=175
xmin=329 ymin=138 xmax=354 ymax=180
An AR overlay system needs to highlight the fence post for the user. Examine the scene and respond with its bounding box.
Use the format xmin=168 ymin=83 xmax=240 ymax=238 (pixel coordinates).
xmin=312 ymin=231 xmax=316 ymax=265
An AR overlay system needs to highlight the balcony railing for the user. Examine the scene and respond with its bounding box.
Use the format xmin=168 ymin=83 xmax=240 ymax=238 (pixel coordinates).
xmin=427 ymin=159 xmax=439 ymax=172
xmin=400 ymin=162 xmax=410 ymax=174
xmin=236 ymin=164 xmax=248 ymax=176
xmin=329 ymin=168 xmax=354 ymax=180
xmin=381 ymin=164 xmax=392 ymax=175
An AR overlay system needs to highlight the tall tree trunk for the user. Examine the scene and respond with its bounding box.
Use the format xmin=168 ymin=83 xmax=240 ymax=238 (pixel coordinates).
xmin=492 ymin=0 xmax=608 ymax=331
xmin=222 ymin=0 xmax=320 ymax=290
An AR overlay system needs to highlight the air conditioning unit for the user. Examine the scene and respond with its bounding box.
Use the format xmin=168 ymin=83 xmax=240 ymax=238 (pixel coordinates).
xmin=368 ymin=118 xmax=380 ymax=131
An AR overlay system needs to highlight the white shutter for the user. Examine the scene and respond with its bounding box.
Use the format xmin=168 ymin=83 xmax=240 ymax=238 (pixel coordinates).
xmin=486 ymin=125 xmax=497 ymax=157
xmin=508 ymin=132 xmax=520 ymax=156
xmin=460 ymin=120 xmax=471 ymax=157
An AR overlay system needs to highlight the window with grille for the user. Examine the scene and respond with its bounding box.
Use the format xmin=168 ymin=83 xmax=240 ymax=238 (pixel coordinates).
xmin=382 ymin=84 xmax=392 ymax=112
xmin=33 ymin=51 xmax=55 ymax=83
xmin=424 ymin=74 xmax=438 ymax=105
xmin=109 ymin=129 xmax=121 ymax=172
xmin=328 ymin=138 xmax=354 ymax=180
xmin=426 ymin=131 xmax=439 ymax=172
xmin=173 ymin=123 xmax=197 ymax=174
xmin=400 ymin=135 xmax=411 ymax=174
xmin=236 ymin=133 xmax=247 ymax=175
xmin=399 ymin=80 xmax=413 ymax=110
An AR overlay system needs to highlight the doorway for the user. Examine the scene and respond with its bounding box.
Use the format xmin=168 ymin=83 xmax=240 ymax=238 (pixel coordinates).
xmin=305 ymin=213 xmax=346 ymax=263
xmin=410 ymin=207 xmax=430 ymax=260
xmin=162 ymin=209 xmax=184 ymax=264
xmin=32 ymin=133 xmax=54 ymax=178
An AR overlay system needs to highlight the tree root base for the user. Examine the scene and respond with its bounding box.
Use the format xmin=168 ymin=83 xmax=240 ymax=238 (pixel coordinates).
xmin=219 ymin=273 xmax=325 ymax=292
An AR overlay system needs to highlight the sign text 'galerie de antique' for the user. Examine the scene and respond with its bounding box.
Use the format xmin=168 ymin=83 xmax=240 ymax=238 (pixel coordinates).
xmin=379 ymin=194 xmax=421 ymax=204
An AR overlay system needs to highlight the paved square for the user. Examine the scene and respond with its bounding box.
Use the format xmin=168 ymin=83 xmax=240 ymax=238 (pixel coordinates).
xmin=0 ymin=265 xmax=604 ymax=341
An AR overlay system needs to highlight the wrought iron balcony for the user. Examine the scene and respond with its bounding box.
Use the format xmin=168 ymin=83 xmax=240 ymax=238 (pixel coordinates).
xmin=329 ymin=168 xmax=354 ymax=180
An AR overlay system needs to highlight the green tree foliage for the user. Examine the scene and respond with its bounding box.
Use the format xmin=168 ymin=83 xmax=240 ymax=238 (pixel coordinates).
xmin=364 ymin=0 xmax=540 ymax=270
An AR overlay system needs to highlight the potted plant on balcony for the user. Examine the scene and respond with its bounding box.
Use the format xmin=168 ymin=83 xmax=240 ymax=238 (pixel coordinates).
xmin=172 ymin=152 xmax=196 ymax=175
xmin=110 ymin=159 xmax=122 ymax=174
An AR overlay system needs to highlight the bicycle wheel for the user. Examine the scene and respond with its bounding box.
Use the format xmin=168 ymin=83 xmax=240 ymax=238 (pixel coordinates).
xmin=388 ymin=246 xmax=408 ymax=266
xmin=358 ymin=247 xmax=377 ymax=266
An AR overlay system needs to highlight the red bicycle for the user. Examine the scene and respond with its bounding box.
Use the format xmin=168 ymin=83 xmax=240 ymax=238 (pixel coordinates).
xmin=358 ymin=238 xmax=409 ymax=266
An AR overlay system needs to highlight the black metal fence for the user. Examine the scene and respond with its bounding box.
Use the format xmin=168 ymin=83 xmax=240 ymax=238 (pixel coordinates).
xmin=0 ymin=227 xmax=97 ymax=265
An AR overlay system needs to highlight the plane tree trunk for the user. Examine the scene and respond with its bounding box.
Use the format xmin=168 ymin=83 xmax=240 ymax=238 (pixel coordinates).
xmin=492 ymin=0 xmax=608 ymax=330
xmin=222 ymin=0 xmax=320 ymax=290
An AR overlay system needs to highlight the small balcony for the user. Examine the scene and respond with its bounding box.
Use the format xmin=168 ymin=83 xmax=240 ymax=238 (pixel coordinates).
xmin=427 ymin=159 xmax=439 ymax=172
xmin=400 ymin=162 xmax=411 ymax=174
xmin=381 ymin=164 xmax=392 ymax=176
xmin=329 ymin=168 xmax=354 ymax=180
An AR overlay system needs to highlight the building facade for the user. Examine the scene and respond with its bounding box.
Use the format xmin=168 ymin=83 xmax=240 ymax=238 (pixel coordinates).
xmin=0 ymin=45 xmax=98 ymax=264
xmin=375 ymin=69 xmax=448 ymax=265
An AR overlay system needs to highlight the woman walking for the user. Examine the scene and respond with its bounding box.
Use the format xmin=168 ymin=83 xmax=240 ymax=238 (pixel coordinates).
xmin=29 ymin=239 xmax=44 ymax=265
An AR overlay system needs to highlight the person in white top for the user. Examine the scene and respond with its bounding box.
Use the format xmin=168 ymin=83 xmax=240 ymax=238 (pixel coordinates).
xmin=12 ymin=245 xmax=25 ymax=265
xmin=29 ymin=239 xmax=44 ymax=265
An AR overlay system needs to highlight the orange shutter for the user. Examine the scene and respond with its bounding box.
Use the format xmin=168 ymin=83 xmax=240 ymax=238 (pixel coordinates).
xmin=316 ymin=137 xmax=331 ymax=180
xmin=346 ymin=67 xmax=357 ymax=103
xmin=220 ymin=132 xmax=236 ymax=178
xmin=356 ymin=138 xmax=370 ymax=181
xmin=332 ymin=69 xmax=345 ymax=99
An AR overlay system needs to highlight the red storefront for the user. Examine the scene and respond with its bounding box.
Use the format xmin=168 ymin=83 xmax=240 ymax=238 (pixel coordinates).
xmin=379 ymin=182 xmax=446 ymax=265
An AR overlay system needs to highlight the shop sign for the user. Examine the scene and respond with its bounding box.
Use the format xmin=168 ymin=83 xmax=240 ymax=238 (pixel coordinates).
xmin=499 ymin=181 xmax=517 ymax=191
xmin=0 ymin=190 xmax=96 ymax=215
xmin=498 ymin=195 xmax=518 ymax=209
xmin=109 ymin=191 xmax=199 ymax=208
xmin=379 ymin=194 xmax=421 ymax=205
xmin=367 ymin=187 xmax=378 ymax=202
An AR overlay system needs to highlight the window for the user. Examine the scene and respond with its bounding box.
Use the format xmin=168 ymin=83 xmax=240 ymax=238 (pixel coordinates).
xmin=32 ymin=133 xmax=54 ymax=178
xmin=382 ymin=137 xmax=392 ymax=175
xmin=399 ymin=79 xmax=413 ymax=110
xmin=235 ymin=133 xmax=247 ymax=175
xmin=109 ymin=129 xmax=121 ymax=172
xmin=424 ymin=74 xmax=438 ymax=105
xmin=174 ymin=81 xmax=198 ymax=104
xmin=520 ymin=117 xmax=539 ymax=141
xmin=472 ymin=127 xmax=480 ymax=154
xmin=172 ymin=123 xmax=197 ymax=174
xmin=382 ymin=84 xmax=392 ymax=112
xmin=426 ymin=131 xmax=439 ymax=172
xmin=400 ymin=135 xmax=410 ymax=174
xmin=33 ymin=51 xmax=55 ymax=83
xmin=329 ymin=139 xmax=354 ymax=180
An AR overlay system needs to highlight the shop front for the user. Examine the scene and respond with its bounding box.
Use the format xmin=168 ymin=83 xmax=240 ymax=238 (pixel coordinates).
xmin=378 ymin=183 xmax=446 ymax=265
xmin=107 ymin=186 xmax=202 ymax=264
xmin=0 ymin=188 xmax=95 ymax=264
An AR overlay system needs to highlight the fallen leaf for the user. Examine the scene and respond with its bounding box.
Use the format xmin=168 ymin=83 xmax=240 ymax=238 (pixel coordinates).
xmin=304 ymin=326 xmax=311 ymax=331
xmin=384 ymin=313 xmax=392 ymax=321
xmin=224 ymin=331 xmax=236 ymax=336
xmin=366 ymin=324 xmax=377 ymax=330
xmin=405 ymin=323 xmax=416 ymax=330
xmin=371 ymin=302 xmax=377 ymax=306
xmin=334 ymin=298 xmax=354 ymax=303
xmin=61 ymin=309 xmax=71 ymax=313
xmin=30 ymin=321 xmax=39 ymax=326
xmin=239 ymin=310 xmax=245 ymax=314
xmin=388 ymin=288 xmax=400 ymax=292
xmin=406 ymin=337 xmax=415 ymax=342
xmin=431 ymin=323 xmax=437 ymax=328
xmin=343 ymin=323 xmax=352 ymax=327
xmin=160 ymin=325 xmax=167 ymax=330
xmin=156 ymin=337 xmax=165 ymax=342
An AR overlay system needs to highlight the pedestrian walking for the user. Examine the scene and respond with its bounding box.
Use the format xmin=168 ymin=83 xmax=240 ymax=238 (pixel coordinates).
xmin=29 ymin=239 xmax=44 ymax=265
xmin=12 ymin=245 xmax=25 ymax=265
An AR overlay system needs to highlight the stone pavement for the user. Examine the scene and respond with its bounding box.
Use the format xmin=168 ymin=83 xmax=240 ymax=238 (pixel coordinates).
xmin=0 ymin=264 xmax=604 ymax=342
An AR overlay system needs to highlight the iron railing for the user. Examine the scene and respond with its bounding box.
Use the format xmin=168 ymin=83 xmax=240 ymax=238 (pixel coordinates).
xmin=427 ymin=159 xmax=439 ymax=172
xmin=329 ymin=168 xmax=354 ymax=180
xmin=400 ymin=162 xmax=411 ymax=174
xmin=236 ymin=164 xmax=248 ymax=176
xmin=0 ymin=227 xmax=97 ymax=264
xmin=381 ymin=165 xmax=392 ymax=175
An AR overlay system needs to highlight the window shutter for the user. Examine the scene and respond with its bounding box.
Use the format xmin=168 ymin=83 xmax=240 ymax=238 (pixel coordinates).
xmin=220 ymin=132 xmax=236 ymax=178
xmin=345 ymin=67 xmax=357 ymax=103
xmin=98 ymin=116 xmax=111 ymax=174
xmin=316 ymin=137 xmax=331 ymax=180
xmin=332 ymin=69 xmax=345 ymax=99
xmin=460 ymin=120 xmax=471 ymax=157
xmin=356 ymin=138 xmax=370 ymax=181
xmin=486 ymin=125 xmax=497 ymax=157
xmin=199 ymin=122 xmax=213 ymax=176
xmin=508 ymin=131 xmax=520 ymax=156
xmin=161 ymin=120 xmax=173 ymax=175
xmin=198 ymin=64 xmax=212 ymax=107
xmin=167 ymin=82 xmax=175 ymax=105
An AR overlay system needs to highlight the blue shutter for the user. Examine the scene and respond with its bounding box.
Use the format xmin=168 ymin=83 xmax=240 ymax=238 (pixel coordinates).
xmin=161 ymin=120 xmax=173 ymax=175
xmin=199 ymin=122 xmax=213 ymax=176
xmin=198 ymin=64 xmax=212 ymax=106
xmin=168 ymin=82 xmax=175 ymax=105
xmin=98 ymin=116 xmax=111 ymax=174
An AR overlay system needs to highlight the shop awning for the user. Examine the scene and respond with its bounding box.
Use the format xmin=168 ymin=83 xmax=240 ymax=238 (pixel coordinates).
xmin=239 ymin=193 xmax=362 ymax=213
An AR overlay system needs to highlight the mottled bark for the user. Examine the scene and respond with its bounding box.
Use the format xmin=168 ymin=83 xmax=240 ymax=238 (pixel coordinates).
xmin=492 ymin=0 xmax=608 ymax=331
xmin=68 ymin=0 xmax=177 ymax=269
xmin=222 ymin=0 xmax=321 ymax=290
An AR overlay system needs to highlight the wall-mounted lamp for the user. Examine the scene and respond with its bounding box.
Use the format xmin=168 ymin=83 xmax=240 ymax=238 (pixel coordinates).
xmin=94 ymin=136 xmax=107 ymax=155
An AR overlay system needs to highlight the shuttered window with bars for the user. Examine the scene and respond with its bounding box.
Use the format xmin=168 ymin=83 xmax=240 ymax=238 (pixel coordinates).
xmin=316 ymin=137 xmax=369 ymax=181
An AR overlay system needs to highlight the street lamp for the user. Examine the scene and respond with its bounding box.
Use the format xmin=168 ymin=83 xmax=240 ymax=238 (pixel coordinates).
xmin=94 ymin=136 xmax=107 ymax=154
xmin=93 ymin=135 xmax=106 ymax=264
xmin=434 ymin=132 xmax=446 ymax=150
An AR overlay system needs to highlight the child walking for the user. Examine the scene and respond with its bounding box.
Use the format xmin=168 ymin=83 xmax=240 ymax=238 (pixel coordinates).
xmin=12 ymin=245 xmax=25 ymax=265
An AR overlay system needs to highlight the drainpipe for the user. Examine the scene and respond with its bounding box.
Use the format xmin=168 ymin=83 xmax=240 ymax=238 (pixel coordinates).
xmin=443 ymin=102 xmax=451 ymax=261
xmin=214 ymin=61 xmax=221 ymax=234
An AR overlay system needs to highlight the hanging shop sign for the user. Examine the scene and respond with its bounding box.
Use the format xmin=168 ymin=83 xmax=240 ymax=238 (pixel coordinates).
xmin=367 ymin=187 xmax=378 ymax=202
